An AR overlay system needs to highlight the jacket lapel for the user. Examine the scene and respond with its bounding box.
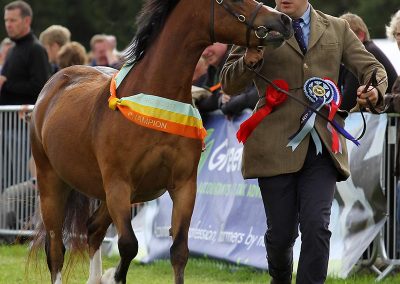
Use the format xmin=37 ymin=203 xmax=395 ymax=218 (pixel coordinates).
xmin=307 ymin=7 xmax=329 ymax=51
xmin=286 ymin=36 xmax=303 ymax=56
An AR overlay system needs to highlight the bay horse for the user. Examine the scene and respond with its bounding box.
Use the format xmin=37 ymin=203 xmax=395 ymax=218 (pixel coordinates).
xmin=29 ymin=0 xmax=292 ymax=283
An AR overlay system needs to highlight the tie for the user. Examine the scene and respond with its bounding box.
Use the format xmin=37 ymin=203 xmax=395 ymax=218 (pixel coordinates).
xmin=292 ymin=18 xmax=307 ymax=54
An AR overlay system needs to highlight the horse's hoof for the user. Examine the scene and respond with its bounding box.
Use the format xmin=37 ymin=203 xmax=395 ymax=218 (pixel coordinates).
xmin=100 ymin=268 xmax=118 ymax=284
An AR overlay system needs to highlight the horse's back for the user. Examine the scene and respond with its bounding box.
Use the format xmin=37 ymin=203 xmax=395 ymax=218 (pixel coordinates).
xmin=36 ymin=65 xmax=115 ymax=104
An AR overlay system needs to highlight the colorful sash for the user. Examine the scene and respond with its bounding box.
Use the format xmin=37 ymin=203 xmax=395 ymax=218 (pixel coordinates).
xmin=108 ymin=65 xmax=207 ymax=141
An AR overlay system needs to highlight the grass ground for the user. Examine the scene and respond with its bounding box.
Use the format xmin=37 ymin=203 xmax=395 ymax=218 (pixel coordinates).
xmin=0 ymin=245 xmax=399 ymax=283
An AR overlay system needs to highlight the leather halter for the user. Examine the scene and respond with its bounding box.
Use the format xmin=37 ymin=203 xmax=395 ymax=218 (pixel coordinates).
xmin=210 ymin=0 xmax=267 ymax=46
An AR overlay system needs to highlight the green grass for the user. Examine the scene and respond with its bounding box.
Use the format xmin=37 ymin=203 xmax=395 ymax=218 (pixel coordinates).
xmin=0 ymin=244 xmax=399 ymax=283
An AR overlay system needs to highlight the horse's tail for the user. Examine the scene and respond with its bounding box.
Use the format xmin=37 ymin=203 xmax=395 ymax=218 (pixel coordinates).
xmin=28 ymin=190 xmax=93 ymax=275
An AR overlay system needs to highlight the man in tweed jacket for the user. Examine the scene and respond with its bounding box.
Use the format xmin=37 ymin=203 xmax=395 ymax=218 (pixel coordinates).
xmin=220 ymin=0 xmax=387 ymax=283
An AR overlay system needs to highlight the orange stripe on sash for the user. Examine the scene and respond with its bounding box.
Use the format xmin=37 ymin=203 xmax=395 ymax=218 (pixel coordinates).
xmin=117 ymin=106 xmax=206 ymax=140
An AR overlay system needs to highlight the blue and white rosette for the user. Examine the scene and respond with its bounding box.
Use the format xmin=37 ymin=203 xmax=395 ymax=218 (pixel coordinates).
xmin=287 ymin=78 xmax=332 ymax=153
xmin=287 ymin=77 xmax=360 ymax=154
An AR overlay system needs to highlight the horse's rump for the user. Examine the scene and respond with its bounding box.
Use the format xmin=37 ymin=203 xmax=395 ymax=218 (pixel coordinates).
xmin=31 ymin=66 xmax=114 ymax=200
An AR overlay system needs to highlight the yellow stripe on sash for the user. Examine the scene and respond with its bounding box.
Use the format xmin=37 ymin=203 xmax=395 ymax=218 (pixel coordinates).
xmin=119 ymin=100 xmax=203 ymax=129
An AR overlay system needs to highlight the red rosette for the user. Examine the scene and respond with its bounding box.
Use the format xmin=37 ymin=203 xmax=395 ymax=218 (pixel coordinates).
xmin=265 ymin=79 xmax=289 ymax=106
xmin=236 ymin=80 xmax=288 ymax=144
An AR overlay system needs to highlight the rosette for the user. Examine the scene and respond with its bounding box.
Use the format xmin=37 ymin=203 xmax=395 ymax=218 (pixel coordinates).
xmin=236 ymin=79 xmax=288 ymax=144
xmin=287 ymin=77 xmax=359 ymax=154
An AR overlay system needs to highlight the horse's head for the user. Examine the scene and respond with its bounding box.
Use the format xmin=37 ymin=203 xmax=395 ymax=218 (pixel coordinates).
xmin=211 ymin=0 xmax=293 ymax=48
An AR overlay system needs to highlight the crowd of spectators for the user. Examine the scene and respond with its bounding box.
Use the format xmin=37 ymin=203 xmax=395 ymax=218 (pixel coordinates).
xmin=0 ymin=2 xmax=125 ymax=107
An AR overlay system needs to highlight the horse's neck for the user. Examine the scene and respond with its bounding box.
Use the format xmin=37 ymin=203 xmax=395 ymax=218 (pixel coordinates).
xmin=122 ymin=3 xmax=209 ymax=103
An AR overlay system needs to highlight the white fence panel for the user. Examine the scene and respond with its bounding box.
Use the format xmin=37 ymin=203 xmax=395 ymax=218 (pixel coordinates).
xmin=0 ymin=105 xmax=36 ymax=237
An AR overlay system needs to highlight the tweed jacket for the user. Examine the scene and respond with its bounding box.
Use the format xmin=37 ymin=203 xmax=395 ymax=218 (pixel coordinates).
xmin=220 ymin=7 xmax=387 ymax=181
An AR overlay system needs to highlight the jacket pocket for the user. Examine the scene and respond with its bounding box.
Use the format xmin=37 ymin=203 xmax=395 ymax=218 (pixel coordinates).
xmin=320 ymin=43 xmax=339 ymax=51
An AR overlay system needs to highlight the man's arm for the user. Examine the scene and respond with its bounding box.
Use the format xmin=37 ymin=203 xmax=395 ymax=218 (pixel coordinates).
xmin=2 ymin=44 xmax=51 ymax=99
xmin=339 ymin=66 xmax=360 ymax=111
xmin=220 ymin=46 xmax=261 ymax=96
xmin=220 ymin=84 xmax=259 ymax=116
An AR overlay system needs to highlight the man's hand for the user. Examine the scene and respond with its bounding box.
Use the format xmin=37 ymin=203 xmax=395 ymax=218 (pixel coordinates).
xmin=221 ymin=93 xmax=231 ymax=104
xmin=244 ymin=47 xmax=264 ymax=68
xmin=18 ymin=104 xmax=31 ymax=120
xmin=356 ymin=85 xmax=379 ymax=109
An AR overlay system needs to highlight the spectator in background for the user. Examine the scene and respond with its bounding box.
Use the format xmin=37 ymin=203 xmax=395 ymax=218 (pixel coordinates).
xmin=0 ymin=0 xmax=51 ymax=105
xmin=57 ymin=41 xmax=88 ymax=69
xmin=89 ymin=34 xmax=122 ymax=69
xmin=192 ymin=55 xmax=209 ymax=86
xmin=384 ymin=10 xmax=400 ymax=113
xmin=105 ymin=34 xmax=120 ymax=57
xmin=191 ymin=55 xmax=212 ymax=107
xmin=384 ymin=10 xmax=400 ymax=237
xmin=195 ymin=43 xmax=259 ymax=118
xmin=195 ymin=42 xmax=228 ymax=114
xmin=386 ymin=9 xmax=400 ymax=97
xmin=39 ymin=24 xmax=71 ymax=74
xmin=387 ymin=10 xmax=400 ymax=51
xmin=338 ymin=12 xmax=397 ymax=112
xmin=219 ymin=83 xmax=259 ymax=118
xmin=0 ymin=37 xmax=14 ymax=71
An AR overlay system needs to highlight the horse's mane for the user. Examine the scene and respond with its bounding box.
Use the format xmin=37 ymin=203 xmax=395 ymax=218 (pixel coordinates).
xmin=123 ymin=0 xmax=180 ymax=66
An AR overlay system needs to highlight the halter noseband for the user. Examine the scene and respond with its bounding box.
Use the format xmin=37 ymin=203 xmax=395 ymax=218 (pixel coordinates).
xmin=210 ymin=0 xmax=268 ymax=46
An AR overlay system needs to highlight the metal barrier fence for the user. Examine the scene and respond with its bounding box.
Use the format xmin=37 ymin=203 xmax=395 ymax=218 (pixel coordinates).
xmin=373 ymin=115 xmax=400 ymax=280
xmin=0 ymin=105 xmax=142 ymax=242
xmin=355 ymin=114 xmax=400 ymax=281
xmin=0 ymin=105 xmax=36 ymax=238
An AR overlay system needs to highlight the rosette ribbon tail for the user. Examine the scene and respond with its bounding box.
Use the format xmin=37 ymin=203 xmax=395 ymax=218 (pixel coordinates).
xmin=236 ymin=80 xmax=288 ymax=144
xmin=287 ymin=99 xmax=324 ymax=152
xmin=237 ymin=107 xmax=271 ymax=143
xmin=331 ymin=119 xmax=360 ymax=146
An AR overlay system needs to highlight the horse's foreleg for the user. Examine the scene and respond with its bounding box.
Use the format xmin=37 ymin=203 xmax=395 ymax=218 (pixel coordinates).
xmin=169 ymin=178 xmax=197 ymax=284
xmin=86 ymin=202 xmax=112 ymax=284
xmin=102 ymin=181 xmax=138 ymax=284
xmin=38 ymin=173 xmax=71 ymax=284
